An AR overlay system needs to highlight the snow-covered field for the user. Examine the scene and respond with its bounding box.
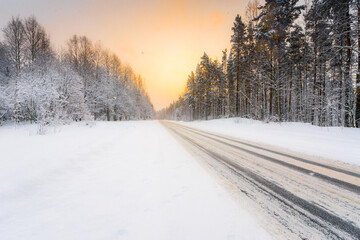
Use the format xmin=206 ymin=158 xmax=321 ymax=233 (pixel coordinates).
xmin=0 ymin=121 xmax=271 ymax=240
xmin=181 ymin=118 xmax=360 ymax=166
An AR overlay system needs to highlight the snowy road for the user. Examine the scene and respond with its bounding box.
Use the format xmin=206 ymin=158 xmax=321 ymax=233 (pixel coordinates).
xmin=163 ymin=121 xmax=360 ymax=240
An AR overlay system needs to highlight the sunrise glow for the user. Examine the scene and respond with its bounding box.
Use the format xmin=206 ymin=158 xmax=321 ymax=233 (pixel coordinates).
xmin=0 ymin=0 xmax=248 ymax=110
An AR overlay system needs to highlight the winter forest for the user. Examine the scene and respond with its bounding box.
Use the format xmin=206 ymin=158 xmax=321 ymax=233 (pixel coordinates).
xmin=2 ymin=0 xmax=360 ymax=129
xmin=159 ymin=0 xmax=360 ymax=128
xmin=0 ymin=16 xmax=154 ymax=130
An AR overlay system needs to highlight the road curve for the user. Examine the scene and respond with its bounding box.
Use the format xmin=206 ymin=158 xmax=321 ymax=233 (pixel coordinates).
xmin=161 ymin=121 xmax=360 ymax=240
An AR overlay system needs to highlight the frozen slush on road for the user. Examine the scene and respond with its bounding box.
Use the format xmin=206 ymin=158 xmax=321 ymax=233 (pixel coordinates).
xmin=0 ymin=121 xmax=271 ymax=240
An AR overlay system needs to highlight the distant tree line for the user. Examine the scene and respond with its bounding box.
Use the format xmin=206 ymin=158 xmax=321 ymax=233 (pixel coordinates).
xmin=158 ymin=0 xmax=360 ymax=128
xmin=0 ymin=16 xmax=154 ymax=128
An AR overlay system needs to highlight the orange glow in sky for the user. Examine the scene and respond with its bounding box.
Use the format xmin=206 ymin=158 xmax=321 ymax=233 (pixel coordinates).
xmin=0 ymin=0 xmax=249 ymax=110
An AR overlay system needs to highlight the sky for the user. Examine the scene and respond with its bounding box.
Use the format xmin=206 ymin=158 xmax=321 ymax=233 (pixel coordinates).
xmin=0 ymin=0 xmax=251 ymax=110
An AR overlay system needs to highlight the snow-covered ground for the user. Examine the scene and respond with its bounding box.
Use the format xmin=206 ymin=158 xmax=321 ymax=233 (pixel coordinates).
xmin=0 ymin=121 xmax=271 ymax=240
xmin=181 ymin=118 xmax=360 ymax=166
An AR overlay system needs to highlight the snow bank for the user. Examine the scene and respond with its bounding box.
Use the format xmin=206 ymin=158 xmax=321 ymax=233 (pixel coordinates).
xmin=0 ymin=121 xmax=271 ymax=240
xmin=181 ymin=118 xmax=360 ymax=166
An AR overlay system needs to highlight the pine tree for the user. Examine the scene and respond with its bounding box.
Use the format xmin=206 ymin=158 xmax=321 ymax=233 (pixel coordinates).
xmin=227 ymin=52 xmax=235 ymax=117
xmin=185 ymin=72 xmax=196 ymax=120
xmin=231 ymin=15 xmax=247 ymax=116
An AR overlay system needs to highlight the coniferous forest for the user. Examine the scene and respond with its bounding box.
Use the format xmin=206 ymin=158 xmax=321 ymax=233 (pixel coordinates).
xmin=0 ymin=16 xmax=154 ymax=129
xmin=158 ymin=0 xmax=360 ymax=128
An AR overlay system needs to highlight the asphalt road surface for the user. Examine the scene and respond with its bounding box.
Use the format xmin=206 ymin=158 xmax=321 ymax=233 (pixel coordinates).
xmin=162 ymin=121 xmax=360 ymax=240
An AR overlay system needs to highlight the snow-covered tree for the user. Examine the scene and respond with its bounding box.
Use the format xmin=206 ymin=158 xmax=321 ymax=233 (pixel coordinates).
xmin=0 ymin=15 xmax=153 ymax=127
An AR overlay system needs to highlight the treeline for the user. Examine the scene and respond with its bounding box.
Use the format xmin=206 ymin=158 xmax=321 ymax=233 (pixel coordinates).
xmin=0 ymin=16 xmax=154 ymax=128
xmin=159 ymin=0 xmax=360 ymax=128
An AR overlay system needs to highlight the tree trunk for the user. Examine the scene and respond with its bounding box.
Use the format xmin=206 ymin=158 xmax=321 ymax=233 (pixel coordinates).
xmin=94 ymin=102 xmax=97 ymax=120
xmin=289 ymin=66 xmax=293 ymax=119
xmin=236 ymin=52 xmax=240 ymax=116
xmin=356 ymin=0 xmax=360 ymax=127
xmin=313 ymin=44 xmax=317 ymax=125
xmin=106 ymin=105 xmax=110 ymax=121
xmin=345 ymin=5 xmax=353 ymax=127
xmin=269 ymin=49 xmax=274 ymax=117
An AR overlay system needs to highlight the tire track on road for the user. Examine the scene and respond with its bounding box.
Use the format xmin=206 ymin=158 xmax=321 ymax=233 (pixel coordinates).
xmin=162 ymin=121 xmax=360 ymax=240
